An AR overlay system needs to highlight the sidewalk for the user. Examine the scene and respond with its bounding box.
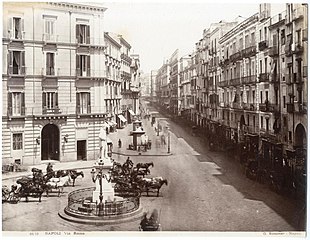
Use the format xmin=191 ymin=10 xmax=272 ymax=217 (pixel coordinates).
xmin=2 ymin=159 xmax=96 ymax=181
xmin=2 ymin=117 xmax=171 ymax=182
xmin=109 ymin=116 xmax=172 ymax=157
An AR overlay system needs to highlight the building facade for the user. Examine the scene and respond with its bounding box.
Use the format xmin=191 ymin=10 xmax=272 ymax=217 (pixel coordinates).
xmin=155 ymin=3 xmax=307 ymax=177
xmin=2 ymin=2 xmax=140 ymax=165
xmin=118 ymin=34 xmax=132 ymax=126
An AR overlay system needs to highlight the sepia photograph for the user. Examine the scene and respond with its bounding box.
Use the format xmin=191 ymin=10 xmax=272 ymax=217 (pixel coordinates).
xmin=1 ymin=0 xmax=308 ymax=238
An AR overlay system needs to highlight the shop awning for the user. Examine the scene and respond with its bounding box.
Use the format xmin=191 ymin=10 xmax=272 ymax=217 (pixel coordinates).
xmin=128 ymin=109 xmax=135 ymax=116
xmin=108 ymin=121 xmax=117 ymax=126
xmin=118 ymin=114 xmax=127 ymax=122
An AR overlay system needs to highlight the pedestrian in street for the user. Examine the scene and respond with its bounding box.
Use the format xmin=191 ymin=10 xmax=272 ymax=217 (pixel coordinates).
xmin=118 ymin=139 xmax=122 ymax=148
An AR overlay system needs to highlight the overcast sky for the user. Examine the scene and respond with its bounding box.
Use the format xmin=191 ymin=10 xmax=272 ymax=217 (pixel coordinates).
xmin=101 ymin=1 xmax=286 ymax=73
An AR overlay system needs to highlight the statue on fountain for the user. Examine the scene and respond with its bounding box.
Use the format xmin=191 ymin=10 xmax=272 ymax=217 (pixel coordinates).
xmin=97 ymin=123 xmax=112 ymax=165
xmin=92 ymin=123 xmax=115 ymax=203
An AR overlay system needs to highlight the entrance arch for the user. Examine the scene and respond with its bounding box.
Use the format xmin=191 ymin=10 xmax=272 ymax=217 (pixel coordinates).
xmin=41 ymin=124 xmax=60 ymax=160
xmin=295 ymin=123 xmax=307 ymax=149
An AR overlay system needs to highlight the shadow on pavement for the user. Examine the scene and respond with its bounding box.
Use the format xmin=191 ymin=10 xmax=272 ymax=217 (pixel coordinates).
xmin=149 ymin=104 xmax=306 ymax=231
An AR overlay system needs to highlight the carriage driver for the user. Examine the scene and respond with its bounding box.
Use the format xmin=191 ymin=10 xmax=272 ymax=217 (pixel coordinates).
xmin=46 ymin=163 xmax=54 ymax=178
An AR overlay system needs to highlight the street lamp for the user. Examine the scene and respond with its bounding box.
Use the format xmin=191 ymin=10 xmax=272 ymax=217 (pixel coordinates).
xmin=167 ymin=127 xmax=171 ymax=154
xmin=157 ymin=120 xmax=160 ymax=136
xmin=90 ymin=166 xmax=112 ymax=216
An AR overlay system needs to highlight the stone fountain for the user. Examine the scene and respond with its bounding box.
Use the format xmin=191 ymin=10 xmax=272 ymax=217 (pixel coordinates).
xmin=58 ymin=124 xmax=143 ymax=225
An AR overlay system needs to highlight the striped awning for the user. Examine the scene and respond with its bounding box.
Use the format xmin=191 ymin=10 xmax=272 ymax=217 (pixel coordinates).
xmin=108 ymin=121 xmax=117 ymax=126
xmin=118 ymin=114 xmax=127 ymax=122
xmin=128 ymin=109 xmax=135 ymax=116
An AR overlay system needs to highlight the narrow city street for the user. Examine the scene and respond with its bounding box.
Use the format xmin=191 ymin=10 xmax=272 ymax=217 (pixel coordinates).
xmin=2 ymin=105 xmax=305 ymax=232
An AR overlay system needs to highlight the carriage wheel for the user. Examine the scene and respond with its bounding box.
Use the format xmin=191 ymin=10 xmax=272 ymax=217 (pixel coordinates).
xmin=10 ymin=194 xmax=20 ymax=203
xmin=2 ymin=191 xmax=10 ymax=202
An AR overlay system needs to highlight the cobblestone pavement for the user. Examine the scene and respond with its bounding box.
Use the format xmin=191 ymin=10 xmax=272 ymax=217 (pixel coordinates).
xmin=2 ymin=105 xmax=306 ymax=233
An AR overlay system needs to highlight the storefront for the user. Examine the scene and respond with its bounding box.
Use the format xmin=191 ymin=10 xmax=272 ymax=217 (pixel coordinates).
xmin=117 ymin=114 xmax=127 ymax=129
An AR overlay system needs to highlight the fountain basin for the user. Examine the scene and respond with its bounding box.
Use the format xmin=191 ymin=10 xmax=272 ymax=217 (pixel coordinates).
xmin=59 ymin=187 xmax=143 ymax=225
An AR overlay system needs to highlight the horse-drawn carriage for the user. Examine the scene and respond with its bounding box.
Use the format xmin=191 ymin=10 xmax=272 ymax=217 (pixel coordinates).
xmin=139 ymin=209 xmax=162 ymax=231
xmin=2 ymin=167 xmax=84 ymax=203
xmin=111 ymin=159 xmax=168 ymax=197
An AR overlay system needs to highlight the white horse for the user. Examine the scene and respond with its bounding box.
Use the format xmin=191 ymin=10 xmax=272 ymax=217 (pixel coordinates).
xmin=45 ymin=175 xmax=71 ymax=197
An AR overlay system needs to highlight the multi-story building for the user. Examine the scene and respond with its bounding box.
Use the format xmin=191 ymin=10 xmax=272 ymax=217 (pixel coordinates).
xmin=103 ymin=32 xmax=122 ymax=129
xmin=284 ymin=3 xmax=307 ymax=173
xmin=169 ymin=49 xmax=180 ymax=115
xmin=256 ymin=4 xmax=283 ymax=169
xmin=118 ymin=34 xmax=132 ymax=126
xmin=150 ymin=70 xmax=158 ymax=101
xmin=179 ymin=55 xmax=192 ymax=120
xmin=3 ymin=2 xmax=109 ymax=165
xmin=217 ymin=14 xmax=259 ymax=151
xmin=2 ymin=2 xmax=140 ymax=165
xmin=196 ymin=21 xmax=238 ymax=138
xmin=140 ymin=72 xmax=151 ymax=97
xmin=156 ymin=62 xmax=170 ymax=109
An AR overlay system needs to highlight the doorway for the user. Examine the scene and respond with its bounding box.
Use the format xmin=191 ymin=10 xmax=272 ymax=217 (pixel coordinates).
xmin=77 ymin=140 xmax=87 ymax=160
xmin=41 ymin=124 xmax=59 ymax=160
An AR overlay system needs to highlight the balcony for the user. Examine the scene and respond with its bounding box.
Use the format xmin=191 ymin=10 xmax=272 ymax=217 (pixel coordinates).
xmin=232 ymin=102 xmax=242 ymax=109
xmin=219 ymin=58 xmax=229 ymax=67
xmin=259 ymin=73 xmax=269 ymax=82
xmin=229 ymin=51 xmax=242 ymax=62
xmin=293 ymin=43 xmax=304 ymax=54
xmin=76 ymin=105 xmax=91 ymax=115
xmin=269 ymin=46 xmax=279 ymax=57
xmin=241 ymin=46 xmax=256 ymax=58
xmin=42 ymin=34 xmax=59 ymax=43
xmin=242 ymin=102 xmax=256 ymax=111
xmin=241 ymin=75 xmax=256 ymax=84
xmin=285 ymin=44 xmax=292 ymax=56
xmin=258 ymin=40 xmax=268 ymax=51
xmin=259 ymin=103 xmax=279 ymax=113
xmin=43 ymin=107 xmax=61 ymax=115
xmin=302 ymin=28 xmax=308 ymax=41
xmin=76 ymin=68 xmax=91 ymax=78
xmin=286 ymin=103 xmax=294 ymax=113
xmin=230 ymin=78 xmax=241 ymax=86
xmin=218 ymin=80 xmax=228 ymax=87
xmin=292 ymin=8 xmax=304 ymax=22
xmin=293 ymin=73 xmax=303 ymax=84
xmin=8 ymin=66 xmax=26 ymax=76
xmin=270 ymin=73 xmax=280 ymax=83
xmin=120 ymin=53 xmax=132 ymax=63
xmin=7 ymin=107 xmax=26 ymax=117
xmin=298 ymin=103 xmax=307 ymax=114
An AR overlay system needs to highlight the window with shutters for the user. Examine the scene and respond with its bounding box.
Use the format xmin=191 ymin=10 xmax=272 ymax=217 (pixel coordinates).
xmin=44 ymin=19 xmax=55 ymax=41
xmin=76 ymin=55 xmax=90 ymax=76
xmin=46 ymin=53 xmax=55 ymax=75
xmin=245 ymin=35 xmax=249 ymax=48
xmin=251 ymin=32 xmax=255 ymax=46
xmin=13 ymin=17 xmax=23 ymax=39
xmin=76 ymin=92 xmax=90 ymax=114
xmin=8 ymin=92 xmax=25 ymax=116
xmin=13 ymin=133 xmax=23 ymax=150
xmin=76 ymin=24 xmax=90 ymax=44
xmin=8 ymin=51 xmax=25 ymax=75
xmin=42 ymin=92 xmax=58 ymax=113
xmin=280 ymin=29 xmax=285 ymax=45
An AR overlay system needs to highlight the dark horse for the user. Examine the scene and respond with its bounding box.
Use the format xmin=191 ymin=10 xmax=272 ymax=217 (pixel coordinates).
xmin=122 ymin=158 xmax=134 ymax=175
xmin=16 ymin=177 xmax=45 ymax=202
xmin=136 ymin=162 xmax=154 ymax=171
xmin=140 ymin=177 xmax=168 ymax=197
xmin=55 ymin=170 xmax=84 ymax=187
